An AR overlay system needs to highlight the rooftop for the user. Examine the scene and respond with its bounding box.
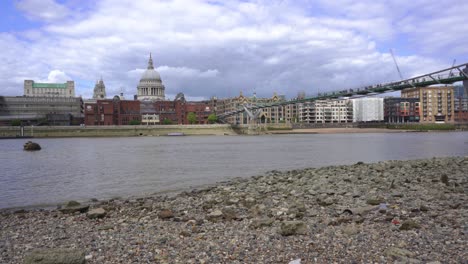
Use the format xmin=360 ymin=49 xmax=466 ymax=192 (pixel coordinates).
xmin=32 ymin=83 xmax=68 ymax=89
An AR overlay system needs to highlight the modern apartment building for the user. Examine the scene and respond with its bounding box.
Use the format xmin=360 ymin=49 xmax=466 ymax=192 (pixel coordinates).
xmin=298 ymin=99 xmax=353 ymax=123
xmin=401 ymin=86 xmax=454 ymax=123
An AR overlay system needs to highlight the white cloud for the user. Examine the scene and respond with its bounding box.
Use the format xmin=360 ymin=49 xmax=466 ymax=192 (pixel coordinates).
xmin=1 ymin=0 xmax=467 ymax=100
xmin=15 ymin=0 xmax=70 ymax=22
xmin=38 ymin=70 xmax=72 ymax=83
xmin=157 ymin=66 xmax=219 ymax=78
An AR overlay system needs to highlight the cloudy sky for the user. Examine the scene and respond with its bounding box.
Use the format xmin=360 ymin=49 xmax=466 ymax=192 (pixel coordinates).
xmin=1 ymin=0 xmax=467 ymax=100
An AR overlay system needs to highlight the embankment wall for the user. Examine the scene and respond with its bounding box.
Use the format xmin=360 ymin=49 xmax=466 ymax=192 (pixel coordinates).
xmin=0 ymin=124 xmax=236 ymax=138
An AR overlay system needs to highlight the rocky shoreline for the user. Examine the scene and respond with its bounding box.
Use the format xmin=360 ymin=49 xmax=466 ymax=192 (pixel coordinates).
xmin=1 ymin=157 xmax=467 ymax=263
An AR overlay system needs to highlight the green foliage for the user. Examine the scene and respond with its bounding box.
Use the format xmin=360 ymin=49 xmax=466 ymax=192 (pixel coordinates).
xmin=207 ymin=113 xmax=218 ymax=124
xmin=129 ymin=119 xmax=141 ymax=125
xmin=386 ymin=123 xmax=455 ymax=131
xmin=163 ymin=118 xmax=173 ymax=125
xmin=187 ymin=112 xmax=197 ymax=124
xmin=11 ymin=120 xmax=22 ymax=126
xmin=266 ymin=126 xmax=292 ymax=131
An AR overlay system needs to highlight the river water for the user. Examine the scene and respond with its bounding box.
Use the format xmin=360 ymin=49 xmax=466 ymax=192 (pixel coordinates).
xmin=1 ymin=132 xmax=467 ymax=209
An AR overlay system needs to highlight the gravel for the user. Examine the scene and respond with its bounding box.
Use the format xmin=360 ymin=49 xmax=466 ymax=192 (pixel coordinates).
xmin=1 ymin=156 xmax=467 ymax=263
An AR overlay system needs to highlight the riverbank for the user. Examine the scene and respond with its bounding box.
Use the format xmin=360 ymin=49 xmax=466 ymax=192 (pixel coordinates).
xmin=1 ymin=124 xmax=466 ymax=138
xmin=268 ymin=127 xmax=410 ymax=134
xmin=1 ymin=157 xmax=467 ymax=263
xmin=0 ymin=157 xmax=468 ymax=263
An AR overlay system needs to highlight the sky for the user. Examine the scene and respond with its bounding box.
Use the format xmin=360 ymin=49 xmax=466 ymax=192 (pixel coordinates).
xmin=1 ymin=0 xmax=467 ymax=100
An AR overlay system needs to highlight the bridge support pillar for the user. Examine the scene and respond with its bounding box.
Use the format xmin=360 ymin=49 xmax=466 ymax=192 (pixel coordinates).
xmin=463 ymin=66 xmax=468 ymax=96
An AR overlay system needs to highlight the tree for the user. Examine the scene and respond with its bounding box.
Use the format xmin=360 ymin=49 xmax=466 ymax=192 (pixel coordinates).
xmin=207 ymin=113 xmax=218 ymax=124
xmin=129 ymin=119 xmax=141 ymax=125
xmin=162 ymin=118 xmax=173 ymax=125
xmin=187 ymin=112 xmax=197 ymax=124
xmin=11 ymin=120 xmax=21 ymax=126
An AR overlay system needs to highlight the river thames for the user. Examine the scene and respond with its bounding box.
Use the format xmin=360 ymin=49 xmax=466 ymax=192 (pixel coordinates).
xmin=1 ymin=132 xmax=467 ymax=209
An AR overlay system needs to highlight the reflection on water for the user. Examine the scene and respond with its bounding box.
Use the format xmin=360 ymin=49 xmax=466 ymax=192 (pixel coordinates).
xmin=0 ymin=132 xmax=467 ymax=208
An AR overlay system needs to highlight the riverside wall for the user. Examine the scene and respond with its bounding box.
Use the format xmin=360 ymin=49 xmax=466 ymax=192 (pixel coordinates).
xmin=0 ymin=124 xmax=237 ymax=138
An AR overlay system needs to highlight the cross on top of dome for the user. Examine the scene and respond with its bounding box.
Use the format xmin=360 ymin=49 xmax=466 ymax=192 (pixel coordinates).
xmin=147 ymin=53 xmax=154 ymax=70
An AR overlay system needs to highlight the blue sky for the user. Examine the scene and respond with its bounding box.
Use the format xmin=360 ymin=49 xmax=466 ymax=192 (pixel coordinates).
xmin=1 ymin=0 xmax=467 ymax=100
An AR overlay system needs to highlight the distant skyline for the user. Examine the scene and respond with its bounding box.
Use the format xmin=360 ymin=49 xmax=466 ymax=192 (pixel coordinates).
xmin=1 ymin=0 xmax=467 ymax=100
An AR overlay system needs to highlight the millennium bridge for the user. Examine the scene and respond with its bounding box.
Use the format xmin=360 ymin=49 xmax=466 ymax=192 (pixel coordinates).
xmin=218 ymin=62 xmax=468 ymax=122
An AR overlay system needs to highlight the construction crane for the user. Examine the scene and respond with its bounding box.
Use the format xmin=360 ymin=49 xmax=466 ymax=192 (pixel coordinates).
xmin=390 ymin=49 xmax=417 ymax=88
xmin=390 ymin=48 xmax=404 ymax=80
xmin=448 ymin=59 xmax=456 ymax=77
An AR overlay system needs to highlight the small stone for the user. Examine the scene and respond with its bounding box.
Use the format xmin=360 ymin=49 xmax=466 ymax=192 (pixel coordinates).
xmin=342 ymin=224 xmax=359 ymax=236
xmin=366 ymin=198 xmax=384 ymax=206
xmin=59 ymin=201 xmax=89 ymax=214
xmin=227 ymin=198 xmax=239 ymax=205
xmin=24 ymin=248 xmax=85 ymax=264
xmin=399 ymin=220 xmax=420 ymax=231
xmin=97 ymin=225 xmax=113 ymax=231
xmin=317 ymin=197 xmax=335 ymax=206
xmin=66 ymin=201 xmax=81 ymax=207
xmin=250 ymin=218 xmax=274 ymax=229
xmin=158 ymin=209 xmax=174 ymax=219
xmin=222 ymin=208 xmax=240 ymax=221
xmin=206 ymin=210 xmax=223 ymax=221
xmin=279 ymin=221 xmax=307 ymax=236
xmin=440 ymin=174 xmax=449 ymax=186
xmin=87 ymin=208 xmax=106 ymax=219
xmin=385 ymin=247 xmax=415 ymax=259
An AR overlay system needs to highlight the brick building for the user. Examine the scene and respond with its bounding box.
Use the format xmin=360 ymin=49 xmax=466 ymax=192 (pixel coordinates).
xmin=140 ymin=93 xmax=211 ymax=125
xmin=401 ymin=86 xmax=454 ymax=123
xmin=454 ymin=97 xmax=468 ymax=122
xmin=384 ymin=97 xmax=420 ymax=123
xmin=84 ymin=96 xmax=140 ymax=126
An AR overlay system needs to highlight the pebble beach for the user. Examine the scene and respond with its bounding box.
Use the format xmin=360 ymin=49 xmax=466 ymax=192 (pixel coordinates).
xmin=1 ymin=156 xmax=467 ymax=263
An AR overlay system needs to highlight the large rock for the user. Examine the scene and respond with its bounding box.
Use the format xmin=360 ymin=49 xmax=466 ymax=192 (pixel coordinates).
xmin=278 ymin=221 xmax=308 ymax=236
xmin=59 ymin=201 xmax=89 ymax=214
xmin=24 ymin=141 xmax=41 ymax=151
xmin=87 ymin=208 xmax=106 ymax=219
xmin=24 ymin=248 xmax=85 ymax=264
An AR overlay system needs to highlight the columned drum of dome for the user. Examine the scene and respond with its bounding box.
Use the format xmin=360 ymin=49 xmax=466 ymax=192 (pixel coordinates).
xmin=137 ymin=53 xmax=165 ymax=101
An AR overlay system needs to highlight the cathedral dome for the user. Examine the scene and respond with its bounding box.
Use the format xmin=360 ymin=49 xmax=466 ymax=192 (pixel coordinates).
xmin=139 ymin=53 xmax=162 ymax=82
xmin=136 ymin=53 xmax=165 ymax=101
xmin=140 ymin=69 xmax=161 ymax=82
